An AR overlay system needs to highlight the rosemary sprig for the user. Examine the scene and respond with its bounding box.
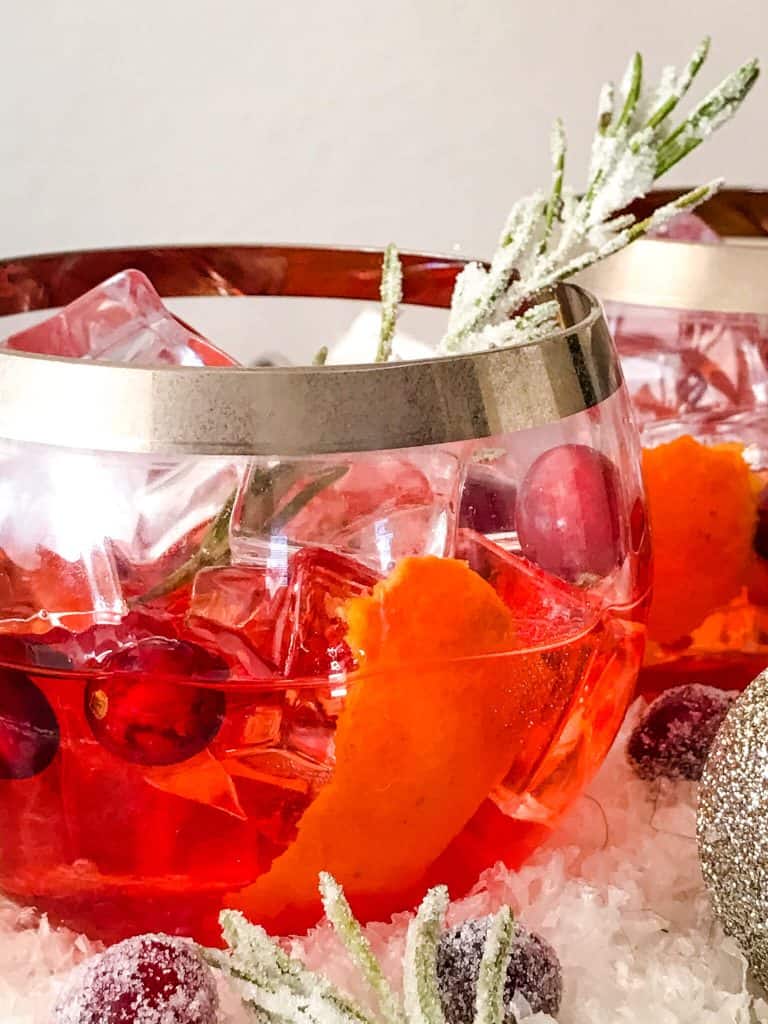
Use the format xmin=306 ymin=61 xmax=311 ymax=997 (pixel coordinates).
xmin=210 ymin=877 xmax=522 ymax=1024
xmin=655 ymin=58 xmax=760 ymax=175
xmin=207 ymin=909 xmax=373 ymax=1024
xmin=435 ymin=39 xmax=759 ymax=355
xmin=376 ymin=244 xmax=403 ymax=363
xmin=402 ymin=886 xmax=449 ymax=1024
xmin=472 ymin=908 xmax=515 ymax=1024
xmin=319 ymin=873 xmax=405 ymax=1024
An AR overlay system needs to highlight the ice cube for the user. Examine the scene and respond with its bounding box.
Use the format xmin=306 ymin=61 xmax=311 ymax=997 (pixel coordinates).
xmin=457 ymin=529 xmax=598 ymax=645
xmin=187 ymin=562 xmax=289 ymax=671
xmin=0 ymin=273 xmax=242 ymax=632
xmin=4 ymin=269 xmax=233 ymax=366
xmin=188 ymin=545 xmax=379 ymax=678
xmin=608 ymin=215 xmax=768 ymax=424
xmin=229 ymin=452 xmax=460 ymax=574
xmin=325 ymin=308 xmax=435 ymax=364
xmin=609 ymin=302 xmax=768 ymax=424
xmin=0 ymin=446 xmax=134 ymax=629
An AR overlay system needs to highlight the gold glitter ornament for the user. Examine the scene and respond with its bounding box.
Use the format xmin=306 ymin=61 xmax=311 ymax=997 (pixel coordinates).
xmin=697 ymin=669 xmax=768 ymax=988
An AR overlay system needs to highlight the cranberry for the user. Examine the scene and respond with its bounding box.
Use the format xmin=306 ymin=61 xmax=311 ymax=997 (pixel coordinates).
xmin=516 ymin=444 xmax=623 ymax=581
xmin=754 ymin=486 xmax=768 ymax=560
xmin=459 ymin=465 xmax=517 ymax=534
xmin=0 ymin=668 xmax=59 ymax=780
xmin=436 ymin=916 xmax=562 ymax=1023
xmin=85 ymin=638 xmax=227 ymax=766
xmin=53 ymin=933 xmax=218 ymax=1024
xmin=627 ymin=684 xmax=735 ymax=781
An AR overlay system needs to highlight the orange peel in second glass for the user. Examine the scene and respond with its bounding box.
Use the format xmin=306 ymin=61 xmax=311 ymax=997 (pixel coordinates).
xmin=643 ymin=436 xmax=757 ymax=646
xmin=228 ymin=556 xmax=559 ymax=929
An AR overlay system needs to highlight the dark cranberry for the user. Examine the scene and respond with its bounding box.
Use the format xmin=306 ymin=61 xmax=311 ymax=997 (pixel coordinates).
xmin=627 ymin=684 xmax=735 ymax=781
xmin=754 ymin=486 xmax=768 ymax=560
xmin=53 ymin=933 xmax=218 ymax=1024
xmin=459 ymin=465 xmax=517 ymax=534
xmin=436 ymin=916 xmax=562 ymax=1023
xmin=516 ymin=444 xmax=623 ymax=581
xmin=0 ymin=668 xmax=59 ymax=780
xmin=85 ymin=638 xmax=226 ymax=766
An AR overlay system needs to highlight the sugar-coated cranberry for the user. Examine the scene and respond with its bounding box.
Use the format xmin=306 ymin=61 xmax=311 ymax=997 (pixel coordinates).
xmin=436 ymin=916 xmax=562 ymax=1023
xmin=459 ymin=465 xmax=517 ymax=534
xmin=85 ymin=638 xmax=227 ymax=766
xmin=627 ymin=684 xmax=735 ymax=781
xmin=0 ymin=668 xmax=60 ymax=780
xmin=53 ymin=933 xmax=218 ymax=1024
xmin=516 ymin=444 xmax=623 ymax=581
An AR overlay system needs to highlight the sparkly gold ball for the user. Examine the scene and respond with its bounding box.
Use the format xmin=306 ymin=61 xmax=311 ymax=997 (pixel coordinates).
xmin=698 ymin=669 xmax=768 ymax=987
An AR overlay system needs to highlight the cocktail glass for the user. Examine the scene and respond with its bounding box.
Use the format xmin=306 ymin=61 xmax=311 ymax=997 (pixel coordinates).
xmin=579 ymin=190 xmax=768 ymax=696
xmin=0 ymin=245 xmax=649 ymax=943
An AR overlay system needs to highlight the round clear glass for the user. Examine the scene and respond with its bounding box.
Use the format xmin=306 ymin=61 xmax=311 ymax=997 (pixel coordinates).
xmin=0 ymin=246 xmax=649 ymax=942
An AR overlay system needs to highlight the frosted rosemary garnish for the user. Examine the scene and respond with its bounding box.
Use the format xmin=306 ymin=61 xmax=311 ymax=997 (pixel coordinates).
xmin=208 ymin=907 xmax=374 ymax=1024
xmin=402 ymin=886 xmax=449 ymax=1024
xmin=319 ymin=872 xmax=406 ymax=1024
xmin=472 ymin=908 xmax=515 ymax=1024
xmin=209 ymin=876 xmax=521 ymax=1024
xmin=376 ymin=244 xmax=403 ymax=363
xmin=377 ymin=39 xmax=758 ymax=357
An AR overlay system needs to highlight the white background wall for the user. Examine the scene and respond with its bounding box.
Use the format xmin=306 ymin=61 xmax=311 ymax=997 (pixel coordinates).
xmin=0 ymin=0 xmax=766 ymax=262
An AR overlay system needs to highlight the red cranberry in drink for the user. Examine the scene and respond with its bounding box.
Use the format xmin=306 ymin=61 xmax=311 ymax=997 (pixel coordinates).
xmin=516 ymin=444 xmax=623 ymax=581
xmin=459 ymin=465 xmax=517 ymax=534
xmin=0 ymin=669 xmax=59 ymax=780
xmin=53 ymin=933 xmax=218 ymax=1024
xmin=627 ymin=684 xmax=735 ymax=781
xmin=754 ymin=486 xmax=768 ymax=560
xmin=85 ymin=638 xmax=227 ymax=766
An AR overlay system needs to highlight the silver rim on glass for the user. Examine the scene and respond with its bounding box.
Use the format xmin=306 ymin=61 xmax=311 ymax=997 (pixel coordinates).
xmin=0 ymin=246 xmax=621 ymax=455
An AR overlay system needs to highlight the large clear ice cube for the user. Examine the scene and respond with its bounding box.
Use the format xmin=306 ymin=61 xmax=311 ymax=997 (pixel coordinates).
xmin=229 ymin=451 xmax=461 ymax=573
xmin=0 ymin=271 xmax=239 ymax=630
xmin=4 ymin=269 xmax=232 ymax=366
xmin=609 ymin=214 xmax=768 ymax=425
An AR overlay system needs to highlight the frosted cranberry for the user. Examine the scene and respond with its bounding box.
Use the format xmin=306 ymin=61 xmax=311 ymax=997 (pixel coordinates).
xmin=85 ymin=638 xmax=226 ymax=765
xmin=53 ymin=933 xmax=218 ymax=1024
xmin=0 ymin=669 xmax=59 ymax=779
xmin=459 ymin=466 xmax=517 ymax=534
xmin=516 ymin=444 xmax=623 ymax=581
xmin=437 ymin=916 xmax=562 ymax=1023
xmin=627 ymin=684 xmax=735 ymax=781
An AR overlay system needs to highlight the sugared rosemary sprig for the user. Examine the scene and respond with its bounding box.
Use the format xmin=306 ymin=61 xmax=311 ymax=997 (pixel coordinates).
xmin=206 ymin=876 xmax=519 ymax=1024
xmin=375 ymin=40 xmax=759 ymax=358
xmin=437 ymin=40 xmax=759 ymax=355
xmin=375 ymin=244 xmax=403 ymax=363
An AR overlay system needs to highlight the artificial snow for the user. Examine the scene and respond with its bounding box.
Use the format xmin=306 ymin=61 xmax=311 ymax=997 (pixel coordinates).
xmin=1 ymin=702 xmax=764 ymax=1023
xmin=324 ymin=309 xmax=435 ymax=365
